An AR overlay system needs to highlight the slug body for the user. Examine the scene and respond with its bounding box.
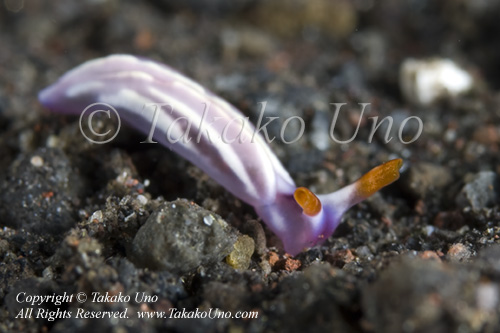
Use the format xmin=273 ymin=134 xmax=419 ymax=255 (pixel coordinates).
xmin=39 ymin=55 xmax=402 ymax=255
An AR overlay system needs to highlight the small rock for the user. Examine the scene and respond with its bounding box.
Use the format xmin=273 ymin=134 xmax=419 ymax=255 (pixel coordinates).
xmin=326 ymin=249 xmax=356 ymax=268
xmin=475 ymin=245 xmax=500 ymax=277
xmin=130 ymin=200 xmax=237 ymax=274
xmin=220 ymin=27 xmax=276 ymax=59
xmin=0 ymin=239 xmax=9 ymax=257
xmin=310 ymin=110 xmax=331 ymax=151
xmin=268 ymin=251 xmax=280 ymax=267
xmin=355 ymin=245 xmax=374 ymax=260
xmin=447 ymin=243 xmax=472 ymax=262
xmin=275 ymin=257 xmax=302 ymax=272
xmin=476 ymin=283 xmax=498 ymax=312
xmin=456 ymin=171 xmax=499 ymax=213
xmin=433 ymin=211 xmax=465 ymax=230
xmin=419 ymin=251 xmax=442 ymax=261
xmin=473 ymin=125 xmax=500 ymax=145
xmin=226 ymin=235 xmax=255 ymax=270
xmin=251 ymin=0 xmax=357 ymax=39
xmin=402 ymin=162 xmax=453 ymax=198
xmin=400 ymin=58 xmax=473 ymax=106
xmin=242 ymin=219 xmax=267 ymax=256
xmin=30 ymin=155 xmax=44 ymax=167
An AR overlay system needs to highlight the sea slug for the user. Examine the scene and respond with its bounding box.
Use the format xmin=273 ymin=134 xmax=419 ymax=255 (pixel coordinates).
xmin=39 ymin=54 xmax=402 ymax=255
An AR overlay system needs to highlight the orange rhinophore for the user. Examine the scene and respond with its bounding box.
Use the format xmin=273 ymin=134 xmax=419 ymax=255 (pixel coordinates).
xmin=354 ymin=159 xmax=403 ymax=199
xmin=294 ymin=187 xmax=322 ymax=216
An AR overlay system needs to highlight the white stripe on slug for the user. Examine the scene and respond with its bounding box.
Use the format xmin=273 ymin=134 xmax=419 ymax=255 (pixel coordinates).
xmin=141 ymin=60 xmax=208 ymax=95
xmin=99 ymin=88 xmax=153 ymax=119
xmin=66 ymin=81 xmax=105 ymax=98
xmin=146 ymin=86 xmax=267 ymax=202
xmin=101 ymin=71 xmax=155 ymax=82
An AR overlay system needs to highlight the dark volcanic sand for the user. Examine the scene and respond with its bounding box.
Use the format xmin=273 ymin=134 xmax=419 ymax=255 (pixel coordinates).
xmin=1 ymin=1 xmax=500 ymax=332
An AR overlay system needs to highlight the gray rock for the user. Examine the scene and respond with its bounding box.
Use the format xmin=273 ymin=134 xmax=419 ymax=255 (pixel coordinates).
xmin=265 ymin=264 xmax=351 ymax=332
xmin=363 ymin=258 xmax=481 ymax=333
xmin=130 ymin=200 xmax=237 ymax=274
xmin=403 ymin=162 xmax=453 ymax=198
xmin=0 ymin=147 xmax=84 ymax=235
xmin=475 ymin=244 xmax=500 ymax=278
xmin=456 ymin=171 xmax=499 ymax=212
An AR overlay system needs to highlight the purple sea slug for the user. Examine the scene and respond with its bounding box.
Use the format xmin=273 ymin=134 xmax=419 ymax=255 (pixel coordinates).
xmin=38 ymin=54 xmax=402 ymax=255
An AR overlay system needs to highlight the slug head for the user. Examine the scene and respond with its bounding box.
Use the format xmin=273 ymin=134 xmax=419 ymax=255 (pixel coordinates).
xmin=259 ymin=159 xmax=403 ymax=255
